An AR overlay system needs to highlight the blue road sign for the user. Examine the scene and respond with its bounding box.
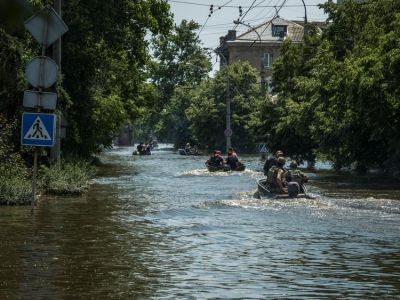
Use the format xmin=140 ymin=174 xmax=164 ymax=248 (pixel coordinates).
xmin=21 ymin=112 xmax=56 ymax=147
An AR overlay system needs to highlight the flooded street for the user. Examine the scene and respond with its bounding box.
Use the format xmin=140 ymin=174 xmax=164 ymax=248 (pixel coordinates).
xmin=1 ymin=145 xmax=400 ymax=299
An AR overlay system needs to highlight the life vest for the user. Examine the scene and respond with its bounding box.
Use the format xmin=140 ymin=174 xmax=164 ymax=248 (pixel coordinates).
xmin=287 ymin=169 xmax=303 ymax=184
xmin=267 ymin=166 xmax=280 ymax=184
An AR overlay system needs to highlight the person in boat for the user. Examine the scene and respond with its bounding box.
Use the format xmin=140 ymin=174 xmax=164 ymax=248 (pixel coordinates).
xmin=225 ymin=147 xmax=240 ymax=170
xmin=285 ymin=160 xmax=309 ymax=197
xmin=266 ymin=156 xmax=287 ymax=194
xmin=207 ymin=150 xmax=224 ymax=168
xmin=137 ymin=142 xmax=144 ymax=154
xmin=144 ymin=143 xmax=151 ymax=155
xmin=263 ymin=150 xmax=284 ymax=175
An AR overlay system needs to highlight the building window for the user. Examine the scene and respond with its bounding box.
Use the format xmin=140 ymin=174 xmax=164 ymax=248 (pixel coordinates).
xmin=272 ymin=25 xmax=287 ymax=37
xmin=262 ymin=53 xmax=273 ymax=68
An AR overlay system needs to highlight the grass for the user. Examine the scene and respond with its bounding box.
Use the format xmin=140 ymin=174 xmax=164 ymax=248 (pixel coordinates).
xmin=39 ymin=159 xmax=96 ymax=195
xmin=0 ymin=175 xmax=32 ymax=205
xmin=0 ymin=158 xmax=97 ymax=205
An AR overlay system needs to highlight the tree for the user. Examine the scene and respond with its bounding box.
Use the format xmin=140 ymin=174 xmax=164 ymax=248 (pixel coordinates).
xmin=186 ymin=61 xmax=262 ymax=151
xmin=61 ymin=0 xmax=173 ymax=155
xmin=150 ymin=19 xmax=211 ymax=143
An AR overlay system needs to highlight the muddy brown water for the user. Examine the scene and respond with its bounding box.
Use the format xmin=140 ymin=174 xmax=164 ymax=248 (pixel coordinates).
xmin=0 ymin=145 xmax=399 ymax=299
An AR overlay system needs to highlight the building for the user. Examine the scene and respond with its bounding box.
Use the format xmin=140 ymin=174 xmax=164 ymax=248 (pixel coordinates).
xmin=217 ymin=17 xmax=325 ymax=91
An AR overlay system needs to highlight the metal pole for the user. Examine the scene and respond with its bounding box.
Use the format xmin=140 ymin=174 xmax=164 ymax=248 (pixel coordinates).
xmin=31 ymin=148 xmax=38 ymax=209
xmin=216 ymin=50 xmax=231 ymax=152
xmin=225 ymin=68 xmax=231 ymax=152
xmin=51 ymin=0 xmax=62 ymax=165
xmin=31 ymin=11 xmax=49 ymax=209
xmin=204 ymin=47 xmax=232 ymax=152
xmin=301 ymin=0 xmax=308 ymax=24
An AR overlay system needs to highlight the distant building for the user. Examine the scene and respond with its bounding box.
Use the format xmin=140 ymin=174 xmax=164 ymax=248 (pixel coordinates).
xmin=217 ymin=17 xmax=326 ymax=91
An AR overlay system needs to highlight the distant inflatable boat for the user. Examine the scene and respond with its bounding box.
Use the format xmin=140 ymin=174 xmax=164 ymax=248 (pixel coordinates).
xmin=132 ymin=150 xmax=151 ymax=155
xmin=206 ymin=163 xmax=246 ymax=172
xmin=256 ymin=178 xmax=314 ymax=199
xmin=178 ymin=149 xmax=202 ymax=156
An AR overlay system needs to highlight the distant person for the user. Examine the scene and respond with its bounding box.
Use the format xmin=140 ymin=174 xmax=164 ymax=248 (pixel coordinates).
xmin=225 ymin=147 xmax=239 ymax=170
xmin=192 ymin=144 xmax=199 ymax=154
xmin=137 ymin=142 xmax=144 ymax=154
xmin=207 ymin=150 xmax=224 ymax=167
xmin=266 ymin=156 xmax=287 ymax=194
xmin=263 ymin=150 xmax=284 ymax=175
xmin=144 ymin=143 xmax=151 ymax=155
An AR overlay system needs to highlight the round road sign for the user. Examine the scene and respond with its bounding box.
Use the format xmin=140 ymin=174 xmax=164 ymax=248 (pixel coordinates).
xmin=224 ymin=128 xmax=233 ymax=137
xmin=25 ymin=56 xmax=58 ymax=88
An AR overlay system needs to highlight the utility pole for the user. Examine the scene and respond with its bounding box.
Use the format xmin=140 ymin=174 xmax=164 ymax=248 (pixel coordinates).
xmin=216 ymin=49 xmax=231 ymax=152
xmin=51 ymin=0 xmax=61 ymax=164
xmin=205 ymin=47 xmax=231 ymax=152
xmin=301 ymin=0 xmax=308 ymax=24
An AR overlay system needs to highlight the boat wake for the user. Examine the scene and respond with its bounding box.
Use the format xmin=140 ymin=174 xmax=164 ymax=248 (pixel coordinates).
xmin=194 ymin=188 xmax=400 ymax=215
xmin=176 ymin=168 xmax=261 ymax=177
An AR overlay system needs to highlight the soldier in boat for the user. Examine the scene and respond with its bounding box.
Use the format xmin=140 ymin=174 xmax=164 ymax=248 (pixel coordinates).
xmin=263 ymin=150 xmax=284 ymax=175
xmin=266 ymin=156 xmax=287 ymax=194
xmin=285 ymin=160 xmax=309 ymax=197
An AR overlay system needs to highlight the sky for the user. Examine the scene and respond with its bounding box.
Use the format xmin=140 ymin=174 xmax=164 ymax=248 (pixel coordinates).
xmin=167 ymin=0 xmax=333 ymax=73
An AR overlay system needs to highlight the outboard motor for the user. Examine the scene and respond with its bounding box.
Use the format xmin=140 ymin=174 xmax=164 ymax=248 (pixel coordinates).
xmin=287 ymin=181 xmax=300 ymax=198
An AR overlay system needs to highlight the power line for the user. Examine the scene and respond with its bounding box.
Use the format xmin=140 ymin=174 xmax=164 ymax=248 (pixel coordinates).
xmin=167 ymin=0 xmax=320 ymax=9
xmin=197 ymin=1 xmax=235 ymax=37
xmin=257 ymin=0 xmax=289 ymax=40
xmin=233 ymin=0 xmax=258 ymax=30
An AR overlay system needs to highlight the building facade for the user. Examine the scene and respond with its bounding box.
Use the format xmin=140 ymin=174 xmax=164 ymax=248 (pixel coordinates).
xmin=217 ymin=17 xmax=324 ymax=91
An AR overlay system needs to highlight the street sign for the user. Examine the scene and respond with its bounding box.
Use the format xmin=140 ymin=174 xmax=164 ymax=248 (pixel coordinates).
xmin=259 ymin=144 xmax=268 ymax=153
xmin=25 ymin=56 xmax=58 ymax=88
xmin=21 ymin=112 xmax=56 ymax=147
xmin=24 ymin=5 xmax=68 ymax=46
xmin=224 ymin=128 xmax=233 ymax=137
xmin=23 ymin=90 xmax=57 ymax=110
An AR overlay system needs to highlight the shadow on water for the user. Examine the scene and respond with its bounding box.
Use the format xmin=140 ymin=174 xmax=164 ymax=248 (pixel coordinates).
xmin=0 ymin=167 xmax=169 ymax=298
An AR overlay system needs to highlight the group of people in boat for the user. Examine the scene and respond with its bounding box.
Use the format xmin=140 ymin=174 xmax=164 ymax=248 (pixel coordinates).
xmin=263 ymin=150 xmax=309 ymax=197
xmin=184 ymin=143 xmax=199 ymax=155
xmin=135 ymin=142 xmax=152 ymax=155
xmin=206 ymin=148 xmax=243 ymax=171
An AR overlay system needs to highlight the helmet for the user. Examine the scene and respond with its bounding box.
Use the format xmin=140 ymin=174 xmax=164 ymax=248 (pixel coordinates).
xmin=186 ymin=143 xmax=190 ymax=146
xmin=290 ymin=160 xmax=298 ymax=168
xmin=277 ymin=157 xmax=286 ymax=166
xmin=275 ymin=150 xmax=284 ymax=157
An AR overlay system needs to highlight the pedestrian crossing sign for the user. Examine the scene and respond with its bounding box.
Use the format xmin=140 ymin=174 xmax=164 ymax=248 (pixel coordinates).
xmin=259 ymin=143 xmax=268 ymax=153
xmin=21 ymin=112 xmax=56 ymax=147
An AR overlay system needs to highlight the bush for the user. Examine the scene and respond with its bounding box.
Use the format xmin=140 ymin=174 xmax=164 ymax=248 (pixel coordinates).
xmin=0 ymin=176 xmax=31 ymax=205
xmin=39 ymin=159 xmax=96 ymax=195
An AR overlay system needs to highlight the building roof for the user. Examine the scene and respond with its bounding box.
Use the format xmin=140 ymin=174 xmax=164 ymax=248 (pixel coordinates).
xmin=234 ymin=17 xmax=304 ymax=43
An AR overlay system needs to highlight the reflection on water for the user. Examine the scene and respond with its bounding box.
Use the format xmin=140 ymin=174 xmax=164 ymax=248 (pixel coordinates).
xmin=0 ymin=145 xmax=399 ymax=298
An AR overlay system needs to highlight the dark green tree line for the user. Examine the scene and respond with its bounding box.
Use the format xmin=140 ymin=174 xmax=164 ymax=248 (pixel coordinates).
xmin=264 ymin=0 xmax=400 ymax=172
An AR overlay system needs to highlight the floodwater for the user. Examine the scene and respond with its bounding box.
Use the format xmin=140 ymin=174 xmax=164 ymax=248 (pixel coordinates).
xmin=0 ymin=145 xmax=399 ymax=299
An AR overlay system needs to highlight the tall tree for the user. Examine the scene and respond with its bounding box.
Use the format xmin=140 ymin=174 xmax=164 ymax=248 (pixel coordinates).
xmin=186 ymin=61 xmax=262 ymax=151
xmin=150 ymin=19 xmax=211 ymax=143
xmin=61 ymin=0 xmax=172 ymax=155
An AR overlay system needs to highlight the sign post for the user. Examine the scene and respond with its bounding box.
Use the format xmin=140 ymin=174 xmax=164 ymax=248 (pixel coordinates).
xmin=22 ymin=5 xmax=68 ymax=208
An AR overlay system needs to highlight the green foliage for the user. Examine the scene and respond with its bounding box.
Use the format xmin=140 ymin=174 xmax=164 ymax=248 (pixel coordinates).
xmin=186 ymin=61 xmax=262 ymax=151
xmin=61 ymin=0 xmax=173 ymax=156
xmin=39 ymin=159 xmax=96 ymax=195
xmin=269 ymin=0 xmax=400 ymax=172
xmin=0 ymin=114 xmax=31 ymax=205
xmin=150 ymin=19 xmax=211 ymax=142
